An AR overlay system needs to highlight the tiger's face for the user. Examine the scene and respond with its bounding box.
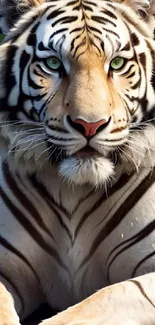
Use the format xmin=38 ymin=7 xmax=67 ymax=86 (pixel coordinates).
xmin=0 ymin=0 xmax=155 ymax=187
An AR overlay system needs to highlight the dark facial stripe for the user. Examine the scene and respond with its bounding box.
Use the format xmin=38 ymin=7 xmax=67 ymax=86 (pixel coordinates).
xmin=130 ymin=33 xmax=140 ymax=47
xmin=27 ymin=22 xmax=40 ymax=47
xmin=102 ymin=27 xmax=119 ymax=38
xmin=49 ymin=28 xmax=68 ymax=41
xmin=87 ymin=26 xmax=102 ymax=35
xmin=101 ymin=9 xmax=117 ymax=20
xmin=130 ymin=78 xmax=141 ymax=90
xmin=82 ymin=4 xmax=93 ymax=11
xmin=91 ymin=15 xmax=116 ymax=28
xmin=70 ymin=26 xmax=85 ymax=34
xmin=0 ymin=234 xmax=40 ymax=284
xmin=121 ymin=42 xmax=131 ymax=51
xmin=66 ymin=0 xmax=79 ymax=6
xmin=70 ymin=29 xmax=85 ymax=52
xmin=145 ymin=40 xmax=155 ymax=90
xmin=126 ymin=71 xmax=136 ymax=79
xmin=47 ymin=9 xmax=66 ymax=20
xmin=52 ymin=16 xmax=78 ymax=28
xmin=129 ymin=279 xmax=155 ymax=308
xmin=105 ymin=34 xmax=115 ymax=53
xmin=72 ymin=36 xmax=87 ymax=58
xmin=0 ymin=270 xmax=24 ymax=314
xmin=78 ymin=170 xmax=155 ymax=270
xmin=139 ymin=53 xmax=146 ymax=71
xmin=83 ymin=0 xmax=97 ymax=6
xmin=89 ymin=38 xmax=102 ymax=56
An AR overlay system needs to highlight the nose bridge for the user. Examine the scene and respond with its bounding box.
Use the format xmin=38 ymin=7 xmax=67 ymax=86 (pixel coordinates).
xmin=65 ymin=66 xmax=112 ymax=121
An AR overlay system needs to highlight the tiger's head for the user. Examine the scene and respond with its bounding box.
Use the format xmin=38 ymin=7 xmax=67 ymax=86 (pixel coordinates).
xmin=0 ymin=0 xmax=155 ymax=187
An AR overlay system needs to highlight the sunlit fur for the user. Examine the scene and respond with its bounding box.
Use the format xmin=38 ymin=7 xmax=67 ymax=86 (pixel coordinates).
xmin=0 ymin=0 xmax=155 ymax=188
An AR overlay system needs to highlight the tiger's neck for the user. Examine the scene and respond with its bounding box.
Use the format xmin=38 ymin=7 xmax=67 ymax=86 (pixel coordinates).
xmin=32 ymin=163 xmax=129 ymax=215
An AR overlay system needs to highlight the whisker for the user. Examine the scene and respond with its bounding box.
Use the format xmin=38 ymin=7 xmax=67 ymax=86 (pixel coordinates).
xmin=0 ymin=120 xmax=44 ymax=127
xmin=123 ymin=143 xmax=145 ymax=157
xmin=118 ymin=146 xmax=139 ymax=172
xmin=35 ymin=144 xmax=52 ymax=162
xmin=9 ymin=139 xmax=46 ymax=153
xmin=15 ymin=135 xmax=46 ymax=146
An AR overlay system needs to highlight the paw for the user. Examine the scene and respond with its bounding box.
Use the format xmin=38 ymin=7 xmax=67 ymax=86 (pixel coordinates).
xmin=0 ymin=282 xmax=21 ymax=325
xmin=0 ymin=311 xmax=21 ymax=325
xmin=39 ymin=303 xmax=140 ymax=325
xmin=40 ymin=313 xmax=139 ymax=325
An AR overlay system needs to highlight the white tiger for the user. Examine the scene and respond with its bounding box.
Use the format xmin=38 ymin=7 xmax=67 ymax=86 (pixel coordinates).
xmin=0 ymin=0 xmax=155 ymax=325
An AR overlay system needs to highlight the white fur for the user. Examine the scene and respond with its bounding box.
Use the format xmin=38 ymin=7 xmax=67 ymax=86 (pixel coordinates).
xmin=58 ymin=156 xmax=114 ymax=187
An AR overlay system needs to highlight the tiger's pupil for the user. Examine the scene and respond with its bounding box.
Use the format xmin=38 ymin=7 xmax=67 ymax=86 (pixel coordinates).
xmin=110 ymin=57 xmax=125 ymax=70
xmin=46 ymin=57 xmax=61 ymax=70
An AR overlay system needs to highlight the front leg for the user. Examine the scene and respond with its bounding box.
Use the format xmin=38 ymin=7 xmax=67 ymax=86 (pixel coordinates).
xmin=40 ymin=273 xmax=155 ymax=325
xmin=0 ymin=282 xmax=21 ymax=325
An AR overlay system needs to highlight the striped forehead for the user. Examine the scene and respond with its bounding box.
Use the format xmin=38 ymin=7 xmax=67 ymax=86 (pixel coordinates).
xmin=34 ymin=1 xmax=130 ymax=60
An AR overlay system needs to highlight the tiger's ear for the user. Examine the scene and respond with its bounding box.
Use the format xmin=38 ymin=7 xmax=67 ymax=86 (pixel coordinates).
xmin=116 ymin=0 xmax=155 ymax=17
xmin=0 ymin=0 xmax=46 ymax=33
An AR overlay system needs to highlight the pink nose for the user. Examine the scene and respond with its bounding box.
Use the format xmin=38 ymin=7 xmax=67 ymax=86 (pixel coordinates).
xmin=73 ymin=118 xmax=109 ymax=137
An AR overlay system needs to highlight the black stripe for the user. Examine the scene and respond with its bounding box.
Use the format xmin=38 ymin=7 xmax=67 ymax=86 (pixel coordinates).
xmin=89 ymin=38 xmax=101 ymax=57
xmin=29 ymin=176 xmax=72 ymax=240
xmin=121 ymin=42 xmax=131 ymax=52
xmin=66 ymin=0 xmax=78 ymax=6
xmin=70 ymin=26 xmax=85 ymax=34
xmin=132 ymin=252 xmax=155 ymax=277
xmin=79 ymin=170 xmax=155 ymax=270
xmin=47 ymin=9 xmax=65 ymax=20
xmin=82 ymin=4 xmax=93 ymax=12
xmin=3 ymin=164 xmax=55 ymax=243
xmin=83 ymin=0 xmax=97 ymax=6
xmin=52 ymin=16 xmax=77 ymax=28
xmin=0 ymin=270 xmax=24 ymax=313
xmin=130 ymin=33 xmax=140 ymax=46
xmin=92 ymin=15 xmax=116 ymax=28
xmin=106 ymin=220 xmax=155 ymax=279
xmin=102 ymin=27 xmax=119 ymax=38
xmin=49 ymin=28 xmax=68 ymax=41
xmin=101 ymin=9 xmax=117 ymax=20
xmin=0 ymin=186 xmax=67 ymax=271
xmin=70 ymin=32 xmax=85 ymax=53
xmin=72 ymin=36 xmax=87 ymax=58
xmin=5 ymin=45 xmax=18 ymax=103
xmin=75 ymin=173 xmax=133 ymax=238
xmin=126 ymin=71 xmax=136 ymax=79
xmin=0 ymin=235 xmax=40 ymax=284
xmin=130 ymin=78 xmax=141 ymax=90
xmin=87 ymin=26 xmax=102 ymax=35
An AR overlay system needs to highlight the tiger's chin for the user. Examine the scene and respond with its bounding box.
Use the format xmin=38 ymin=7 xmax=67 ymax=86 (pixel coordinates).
xmin=58 ymin=156 xmax=114 ymax=187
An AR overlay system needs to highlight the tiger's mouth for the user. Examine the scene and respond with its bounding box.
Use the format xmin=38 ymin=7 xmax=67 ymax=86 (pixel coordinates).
xmin=74 ymin=145 xmax=101 ymax=158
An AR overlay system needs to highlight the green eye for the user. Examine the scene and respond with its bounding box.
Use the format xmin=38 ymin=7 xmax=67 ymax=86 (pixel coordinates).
xmin=46 ymin=56 xmax=62 ymax=70
xmin=110 ymin=57 xmax=125 ymax=71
